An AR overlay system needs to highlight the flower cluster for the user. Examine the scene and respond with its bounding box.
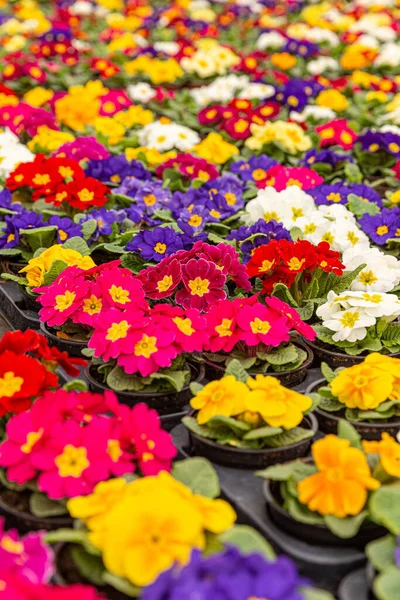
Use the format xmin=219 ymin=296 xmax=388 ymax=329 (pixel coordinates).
xmin=0 ymin=390 xmax=176 ymax=499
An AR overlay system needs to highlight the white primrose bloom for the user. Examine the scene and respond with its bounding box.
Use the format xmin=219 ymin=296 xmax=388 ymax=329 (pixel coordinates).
xmin=138 ymin=122 xmax=200 ymax=152
xmin=342 ymin=245 xmax=400 ymax=292
xmin=0 ymin=129 xmax=34 ymax=177
xmin=306 ymin=28 xmax=340 ymax=46
xmin=380 ymin=124 xmax=400 ymax=136
xmin=317 ymin=204 xmax=358 ymax=223
xmin=290 ymin=106 xmax=336 ymax=123
xmin=256 ymin=31 xmax=286 ymax=50
xmin=307 ymin=57 xmax=339 ymax=75
xmin=127 ymin=83 xmax=155 ymax=104
xmin=316 ymin=291 xmax=343 ymax=321
xmin=356 ymin=34 xmax=380 ymax=48
xmin=244 ymin=186 xmax=316 ymax=230
xmin=375 ymin=43 xmax=400 ymax=68
xmin=238 ymin=83 xmax=275 ymax=100
xmin=190 ymin=75 xmax=250 ymax=106
xmin=153 ymin=42 xmax=180 ymax=55
xmin=342 ymin=291 xmax=400 ymax=319
xmin=323 ymin=308 xmax=376 ymax=343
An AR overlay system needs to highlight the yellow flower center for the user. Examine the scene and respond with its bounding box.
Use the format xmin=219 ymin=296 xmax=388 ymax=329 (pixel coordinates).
xmin=83 ymin=295 xmax=102 ymax=315
xmin=389 ymin=142 xmax=400 ymax=153
xmin=21 ymin=429 xmax=44 ymax=454
xmin=359 ymin=270 xmax=378 ymax=285
xmin=250 ymin=317 xmax=271 ymax=334
xmin=215 ymin=318 xmax=233 ymax=337
xmin=77 ymin=188 xmax=95 ymax=203
xmin=304 ymin=223 xmax=317 ymax=234
xmin=260 ymin=259 xmax=274 ymax=272
xmin=157 ymin=275 xmax=173 ymax=292
xmin=369 ymin=143 xmax=379 ymax=152
xmin=264 ymin=211 xmax=279 ymax=222
xmin=59 ymin=166 xmax=74 ymax=178
xmin=107 ymin=439 xmax=122 ymax=463
xmin=0 ymin=536 xmax=24 ymax=555
xmin=154 ymin=242 xmax=167 ymax=254
xmin=225 ymin=192 xmax=237 ymax=205
xmin=322 ymin=232 xmax=334 ymax=244
xmin=143 ymin=194 xmax=157 ymax=206
xmin=287 ymin=257 xmax=305 ymax=271
xmin=59 ymin=230 xmax=68 ymax=242
xmin=339 ymin=311 xmax=359 ymax=327
xmin=32 ymin=173 xmax=50 ymax=186
xmin=106 ymin=320 xmax=130 ymax=342
xmin=188 ymin=214 xmax=203 ymax=227
xmin=55 ymin=445 xmax=89 ymax=478
xmin=376 ymin=225 xmax=389 ymax=236
xmin=252 ymin=169 xmax=266 ymax=181
xmin=6 ymin=233 xmax=15 ymax=243
xmin=134 ymin=334 xmax=158 ymax=358
xmin=327 ymin=192 xmax=342 ymax=203
xmin=291 ymin=207 xmax=304 ymax=220
xmin=354 ymin=375 xmax=368 ymax=388
xmin=173 ymin=317 xmax=195 ymax=336
xmin=210 ymin=209 xmax=221 ymax=218
xmin=362 ymin=293 xmax=381 ymax=303
xmin=188 ymin=277 xmax=210 ymax=297
xmin=109 ymin=285 xmax=130 ymax=304
xmin=55 ymin=290 xmax=76 ymax=312
xmin=347 ymin=231 xmax=359 ymax=245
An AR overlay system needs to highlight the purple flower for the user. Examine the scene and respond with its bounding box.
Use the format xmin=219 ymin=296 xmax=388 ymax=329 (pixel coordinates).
xmin=300 ymin=149 xmax=354 ymax=168
xmin=0 ymin=211 xmax=45 ymax=249
xmin=0 ymin=189 xmax=22 ymax=212
xmin=359 ymin=207 xmax=400 ymax=245
xmin=357 ymin=130 xmax=400 ymax=157
xmin=53 ymin=136 xmax=109 ymax=162
xmin=134 ymin=181 xmax=172 ymax=215
xmin=203 ymin=175 xmax=245 ymax=217
xmin=228 ymin=219 xmax=291 ymax=261
xmin=284 ymin=38 xmax=319 ymax=57
xmin=230 ymin=155 xmax=277 ymax=182
xmin=142 ymin=548 xmax=310 ymax=600
xmin=126 ymin=226 xmax=184 ymax=262
xmin=275 ymin=79 xmax=322 ymax=111
xmin=0 ymin=521 xmax=54 ymax=584
xmin=85 ymin=156 xmax=152 ymax=184
xmin=79 ymin=208 xmax=127 ymax=242
xmin=48 ymin=215 xmax=83 ymax=243
xmin=308 ymin=183 xmax=349 ymax=206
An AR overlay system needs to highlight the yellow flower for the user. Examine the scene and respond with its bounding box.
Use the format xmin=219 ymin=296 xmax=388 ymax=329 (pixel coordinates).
xmin=125 ymin=147 xmax=177 ymax=166
xmin=390 ymin=190 xmax=400 ymax=205
xmin=108 ymin=32 xmax=137 ymax=53
xmin=364 ymin=353 xmax=400 ymax=399
xmin=55 ymin=95 xmax=101 ymax=132
xmin=20 ymin=245 xmax=95 ymax=287
xmin=190 ymin=376 xmax=248 ymax=424
xmin=125 ymin=57 xmax=183 ymax=84
xmin=366 ymin=91 xmax=387 ymax=103
xmin=363 ymin=433 xmax=400 ymax=478
xmin=23 ymin=87 xmax=54 ymax=108
xmin=114 ymin=106 xmax=154 ymax=128
xmin=193 ymin=133 xmax=238 ymax=165
xmin=245 ymin=375 xmax=312 ymax=430
xmin=93 ymin=117 xmax=126 ymax=145
xmin=330 ymin=361 xmax=394 ymax=410
xmin=0 ymin=93 xmax=18 ymax=108
xmin=316 ymin=89 xmax=349 ymax=112
xmin=298 ymin=435 xmax=380 ymax=518
xmin=27 ymin=125 xmax=75 ymax=153
xmin=245 ymin=121 xmax=311 ymax=154
xmin=67 ymin=478 xmax=127 ymax=532
xmin=270 ymin=53 xmax=297 ymax=70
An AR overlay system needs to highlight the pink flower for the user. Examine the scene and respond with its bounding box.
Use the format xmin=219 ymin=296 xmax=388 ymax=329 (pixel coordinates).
xmin=34 ymin=419 xmax=113 ymax=499
xmin=204 ymin=299 xmax=240 ymax=353
xmin=138 ymin=256 xmax=182 ymax=299
xmin=176 ymin=258 xmax=226 ymax=311
xmin=0 ymin=569 xmax=104 ymax=599
xmin=166 ymin=306 xmax=207 ymax=352
xmin=265 ymin=296 xmax=316 ymax=341
xmin=236 ymin=303 xmax=289 ymax=347
xmin=119 ymin=403 xmax=177 ymax=475
xmin=88 ymin=307 xmax=148 ymax=362
xmin=38 ymin=274 xmax=90 ymax=327
xmin=196 ymin=243 xmax=252 ymax=291
xmin=96 ymin=267 xmax=148 ymax=312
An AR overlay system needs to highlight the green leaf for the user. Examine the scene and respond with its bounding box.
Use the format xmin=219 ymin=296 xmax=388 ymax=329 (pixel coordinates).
xmin=224 ymin=358 xmax=249 ymax=383
xmin=29 ymin=492 xmax=68 ymax=518
xmin=345 ymin=162 xmax=363 ymax=184
xmin=182 ymin=416 xmax=220 ymax=440
xmin=290 ymin=226 xmax=304 ymax=241
xmin=263 ymin=427 xmax=314 ymax=448
xmin=319 ymin=396 xmax=344 ymax=412
xmin=347 ymin=194 xmax=380 ymax=217
xmin=81 ymin=219 xmax=98 ymax=240
xmin=265 ymin=344 xmax=298 ymax=366
xmin=323 ymin=511 xmax=367 ymax=539
xmin=63 ymin=380 xmax=88 ymax=392
xmin=0 ymin=248 xmax=22 ymax=257
xmin=381 ymin=323 xmax=400 ymax=345
xmin=272 ymin=282 xmax=299 ymax=307
xmin=151 ymin=369 xmax=188 ymax=392
xmin=369 ymin=485 xmax=400 ymax=534
xmin=189 ymin=381 xmax=204 ymax=395
xmin=219 ymin=525 xmax=275 ymax=559
xmin=366 ymin=535 xmax=397 ymax=572
xmin=109 ymin=193 xmax=134 ymax=207
xmin=81 ymin=347 xmax=95 ymax=358
xmin=106 ymin=365 xmax=146 ymax=392
xmin=374 ymin=566 xmax=400 ymax=600
xmin=103 ymin=243 xmax=126 ymax=254
xmin=297 ymin=302 xmax=315 ymax=322
xmin=45 ymin=528 xmax=89 ymax=545
xmin=121 ymin=253 xmax=147 ymax=274
xmin=331 ymin=263 xmax=367 ymax=294
xmin=303 ymin=277 xmax=319 ymax=300
xmin=243 ymin=426 xmax=283 ymax=440
xmin=102 ymin=572 xmax=140 ymax=597
xmin=207 ymin=415 xmax=251 ymax=433
xmin=20 ymin=225 xmax=57 ymax=252
xmin=70 ymin=546 xmax=105 ymax=587
xmin=62 ymin=237 xmax=91 ymax=256
xmin=43 ymin=259 xmax=68 ymax=286
xmin=321 ymin=362 xmax=337 ymax=383
xmin=1 ymin=273 xmax=27 ymax=285
xmin=302 ymin=587 xmax=335 ymax=600
xmin=286 ymin=496 xmax=325 ymax=525
xmin=338 ymin=419 xmax=362 ymax=449
xmin=256 ymin=459 xmax=305 ymax=481
xmin=172 ymin=458 xmax=220 ymax=498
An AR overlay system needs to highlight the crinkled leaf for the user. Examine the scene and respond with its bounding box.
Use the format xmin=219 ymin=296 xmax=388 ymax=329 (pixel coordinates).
xmin=62 ymin=236 xmax=91 ymax=256
xmin=207 ymin=415 xmax=251 ymax=433
xmin=319 ymin=396 xmax=344 ymax=412
xmin=29 ymin=492 xmax=68 ymax=518
xmin=102 ymin=572 xmax=140 ymax=597
xmin=347 ymin=194 xmax=380 ymax=217
xmin=225 ymin=358 xmax=249 ymax=383
xmin=219 ymin=525 xmax=275 ymax=559
xmin=263 ymin=427 xmax=314 ymax=448
xmin=264 ymin=344 xmax=298 ymax=366
xmin=43 ymin=259 xmax=68 ymax=286
xmin=323 ymin=511 xmax=367 ymax=539
xmin=374 ymin=566 xmax=400 ymax=600
xmin=172 ymin=458 xmax=220 ymax=498
xmin=81 ymin=219 xmax=97 ymax=240
xmin=151 ymin=369 xmax=189 ymax=392
xmin=20 ymin=225 xmax=57 ymax=252
xmin=366 ymin=535 xmax=397 ymax=572
xmin=321 ymin=362 xmax=337 ymax=383
xmin=106 ymin=365 xmax=146 ymax=392
xmin=303 ymin=278 xmax=319 ymax=300
xmin=256 ymin=459 xmax=305 ymax=481
xmin=271 ymin=283 xmax=299 ymax=307
xmin=331 ymin=263 xmax=367 ymax=294
xmin=70 ymin=546 xmax=106 ymax=587
xmin=369 ymin=485 xmax=400 ymax=534
xmin=338 ymin=420 xmax=362 ymax=449
xmin=182 ymin=416 xmax=220 ymax=440
xmin=243 ymin=426 xmax=283 ymax=440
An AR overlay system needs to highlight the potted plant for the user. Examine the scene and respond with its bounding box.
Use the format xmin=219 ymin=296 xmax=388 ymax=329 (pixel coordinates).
xmin=312 ymin=290 xmax=400 ymax=367
xmin=0 ymin=386 xmax=176 ymax=533
xmin=307 ymin=355 xmax=400 ymax=439
xmin=47 ymin=457 xmax=278 ymax=598
xmin=182 ymin=359 xmax=318 ymax=468
xmin=257 ymin=421 xmax=400 ymax=549
xmin=201 ymin=295 xmax=316 ymax=388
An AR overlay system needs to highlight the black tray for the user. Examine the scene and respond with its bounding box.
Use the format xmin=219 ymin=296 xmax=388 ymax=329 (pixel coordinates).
xmin=0 ymin=281 xmax=40 ymax=330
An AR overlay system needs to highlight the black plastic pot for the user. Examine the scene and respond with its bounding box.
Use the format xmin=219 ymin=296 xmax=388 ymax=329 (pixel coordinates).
xmin=338 ymin=567 xmax=370 ymax=600
xmin=85 ymin=363 xmax=205 ymax=417
xmin=0 ymin=486 xmax=71 ymax=534
xmin=0 ymin=281 xmax=40 ymax=330
xmin=54 ymin=544 xmax=128 ymax=600
xmin=40 ymin=322 xmax=87 ymax=358
xmin=18 ymin=285 xmax=40 ymax=313
xmin=306 ymin=339 xmax=400 ymax=369
xmin=203 ymin=340 xmax=314 ymax=389
xmin=307 ymin=379 xmax=400 ymax=440
xmin=264 ymin=479 xmax=386 ymax=549
xmin=187 ymin=412 xmax=318 ymax=469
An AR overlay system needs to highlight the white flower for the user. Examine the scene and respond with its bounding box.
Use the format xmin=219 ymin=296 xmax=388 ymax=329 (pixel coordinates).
xmin=306 ymin=28 xmax=340 ymax=46
xmin=290 ymin=106 xmax=336 ymax=123
xmin=317 ymin=204 xmax=357 ymax=223
xmin=238 ymin=83 xmax=275 ymax=100
xmin=256 ymin=31 xmax=286 ymax=50
xmin=307 ymin=57 xmax=339 ymax=75
xmin=356 ymin=34 xmax=380 ymax=48
xmin=153 ymin=42 xmax=180 ymax=55
xmin=375 ymin=43 xmax=400 ymax=68
xmin=343 ymin=291 xmax=400 ymax=318
xmin=244 ymin=186 xmax=316 ymax=229
xmin=380 ymin=124 xmax=400 ymax=136
xmin=323 ymin=308 xmax=376 ymax=342
xmin=0 ymin=129 xmax=34 ymax=177
xmin=69 ymin=1 xmax=94 ymax=16
xmin=190 ymin=75 xmax=250 ymax=106
xmin=244 ymin=187 xmax=284 ymax=225
xmin=343 ymin=249 xmax=398 ymax=293
xmin=316 ymin=291 xmax=342 ymax=321
xmin=127 ymin=83 xmax=155 ymax=104
xmin=137 ymin=122 xmax=200 ymax=152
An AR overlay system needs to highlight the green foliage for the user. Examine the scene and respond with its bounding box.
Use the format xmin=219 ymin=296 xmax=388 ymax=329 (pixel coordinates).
xmin=224 ymin=358 xmax=249 ymax=383
xmin=347 ymin=194 xmax=380 ymax=217
xmin=219 ymin=525 xmax=275 ymax=559
xmin=172 ymin=458 xmax=220 ymax=498
xmin=337 ymin=420 xmax=362 ymax=449
xmin=29 ymin=492 xmax=68 ymax=518
xmin=62 ymin=236 xmax=91 ymax=256
xmin=323 ymin=511 xmax=367 ymax=539
xmin=369 ymin=485 xmax=400 ymax=534
xmin=43 ymin=259 xmax=68 ymax=286
xmin=366 ymin=535 xmax=396 ymax=572
xmin=320 ymin=362 xmax=337 ymax=383
xmin=374 ymin=566 xmax=400 ymax=600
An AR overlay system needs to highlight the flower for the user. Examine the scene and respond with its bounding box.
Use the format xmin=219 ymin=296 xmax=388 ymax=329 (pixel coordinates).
xmin=245 ymin=120 xmax=312 ymax=154
xmin=62 ymin=177 xmax=110 ymax=210
xmin=193 ymin=133 xmax=239 ymax=164
xmin=265 ymin=297 xmax=316 ymax=340
xmin=359 ymin=208 xmax=400 ymax=246
xmin=363 ymin=433 xmax=400 ymax=478
xmin=20 ymin=245 xmax=95 ymax=287
xmin=246 ymin=376 xmax=312 ymax=429
xmin=298 ymin=435 xmax=380 ymax=518
xmin=48 ymin=216 xmax=82 ymax=243
xmin=176 ymin=258 xmax=226 ymax=312
xmin=190 ymin=376 xmax=248 ymax=425
xmin=321 ymin=306 xmax=376 ymax=343
xmin=236 ymin=303 xmax=289 ymax=347
xmin=330 ymin=362 xmax=394 ymax=410
xmin=0 ymin=570 xmax=104 ymax=599
xmin=128 ymin=227 xmax=184 ymax=262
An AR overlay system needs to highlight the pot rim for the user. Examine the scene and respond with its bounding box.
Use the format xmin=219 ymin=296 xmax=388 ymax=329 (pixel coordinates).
xmin=0 ymin=486 xmax=71 ymax=526
xmin=305 ymin=338 xmax=365 ymax=361
xmin=185 ymin=411 xmax=318 ymax=456
xmin=203 ymin=338 xmax=314 ymax=376
xmin=40 ymin=321 xmax=88 ymax=347
xmin=85 ymin=362 xmax=205 ymax=398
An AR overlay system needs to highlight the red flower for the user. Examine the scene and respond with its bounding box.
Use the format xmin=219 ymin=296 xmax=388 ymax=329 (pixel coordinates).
xmin=277 ymin=239 xmax=318 ymax=273
xmin=315 ymin=241 xmax=344 ymax=275
xmin=253 ymin=102 xmax=281 ymax=121
xmin=175 ymin=258 xmax=226 ymax=311
xmin=224 ymin=116 xmax=252 ymax=140
xmin=63 ymin=177 xmax=110 ymax=210
xmin=138 ymin=256 xmax=182 ymax=299
xmin=246 ymin=240 xmax=281 ymax=278
xmin=315 ymin=119 xmax=357 ymax=150
xmin=265 ymin=296 xmax=316 ymax=341
xmin=38 ymin=344 xmax=87 ymax=377
xmin=198 ymin=105 xmax=223 ymax=126
xmin=0 ymin=351 xmax=57 ymax=416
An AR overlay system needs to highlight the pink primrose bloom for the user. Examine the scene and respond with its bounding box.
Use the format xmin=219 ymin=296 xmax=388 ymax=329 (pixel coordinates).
xmin=176 ymin=257 xmax=226 ymax=312
xmin=204 ymin=299 xmax=241 ymax=353
xmin=88 ymin=307 xmax=148 ymax=362
xmin=236 ymin=303 xmax=290 ymax=347
xmin=38 ymin=275 xmax=90 ymax=327
xmin=265 ymin=296 xmax=317 ymax=340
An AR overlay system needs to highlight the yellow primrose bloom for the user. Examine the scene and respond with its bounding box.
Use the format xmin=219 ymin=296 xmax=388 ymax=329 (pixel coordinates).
xmin=4 ymin=35 xmax=26 ymax=52
xmin=114 ymin=106 xmax=154 ymax=128
xmin=27 ymin=126 xmax=75 ymax=153
xmin=55 ymin=95 xmax=101 ymax=132
xmin=97 ymin=0 xmax=123 ymax=9
xmin=67 ymin=478 xmax=127 ymax=532
xmin=69 ymin=80 xmax=108 ymax=100
xmin=108 ymin=32 xmax=137 ymax=53
xmin=193 ymin=133 xmax=239 ymax=165
xmin=23 ymin=87 xmax=54 ymax=108
xmin=363 ymin=433 xmax=400 ymax=478
xmin=364 ymin=353 xmax=400 ymax=399
xmin=316 ymin=89 xmax=349 ymax=112
xmin=246 ymin=120 xmax=312 ymax=154
xmin=125 ymin=147 xmax=177 ymax=166
xmin=330 ymin=360 xmax=394 ymax=410
xmin=270 ymin=53 xmax=297 ymax=70
xmin=0 ymin=94 xmax=18 ymax=109
xmin=390 ymin=190 xmax=400 ymax=205
xmin=20 ymin=245 xmax=95 ymax=287
xmin=190 ymin=8 xmax=216 ymax=21
xmin=352 ymin=71 xmax=380 ymax=89
xmin=366 ymin=91 xmax=387 ymax=103
xmin=245 ymin=375 xmax=312 ymax=430
xmin=93 ymin=117 xmax=126 ymax=145
xmin=190 ymin=376 xmax=248 ymax=424
xmin=387 ymin=94 xmax=400 ymax=113
xmin=125 ymin=56 xmax=183 ymax=85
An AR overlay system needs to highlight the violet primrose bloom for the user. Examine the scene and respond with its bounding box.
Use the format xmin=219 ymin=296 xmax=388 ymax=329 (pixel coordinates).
xmin=48 ymin=215 xmax=83 ymax=243
xmin=359 ymin=207 xmax=400 ymax=245
xmin=228 ymin=219 xmax=291 ymax=261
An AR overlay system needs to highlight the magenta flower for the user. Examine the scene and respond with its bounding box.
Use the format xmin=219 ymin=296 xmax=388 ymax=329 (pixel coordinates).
xmin=88 ymin=307 xmax=148 ymax=362
xmin=0 ymin=568 xmax=105 ymax=599
xmin=204 ymin=299 xmax=240 ymax=353
xmin=265 ymin=296 xmax=317 ymax=341
xmin=96 ymin=267 xmax=149 ymax=313
xmin=38 ymin=274 xmax=90 ymax=327
xmin=197 ymin=242 xmax=252 ymax=291
xmin=236 ymin=303 xmax=289 ymax=347
xmin=0 ymin=521 xmax=54 ymax=584
xmin=175 ymin=258 xmax=226 ymax=312
xmin=153 ymin=305 xmax=207 ymax=353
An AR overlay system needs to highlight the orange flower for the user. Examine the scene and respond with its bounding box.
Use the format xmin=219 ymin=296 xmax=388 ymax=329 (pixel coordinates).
xmin=298 ymin=435 xmax=380 ymax=518
xmin=330 ymin=362 xmax=393 ymax=410
xmin=363 ymin=433 xmax=400 ymax=478
xmin=271 ymin=52 xmax=296 ymax=70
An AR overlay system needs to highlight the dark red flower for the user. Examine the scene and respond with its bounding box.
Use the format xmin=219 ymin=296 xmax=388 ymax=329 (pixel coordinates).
xmin=64 ymin=177 xmax=110 ymax=210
